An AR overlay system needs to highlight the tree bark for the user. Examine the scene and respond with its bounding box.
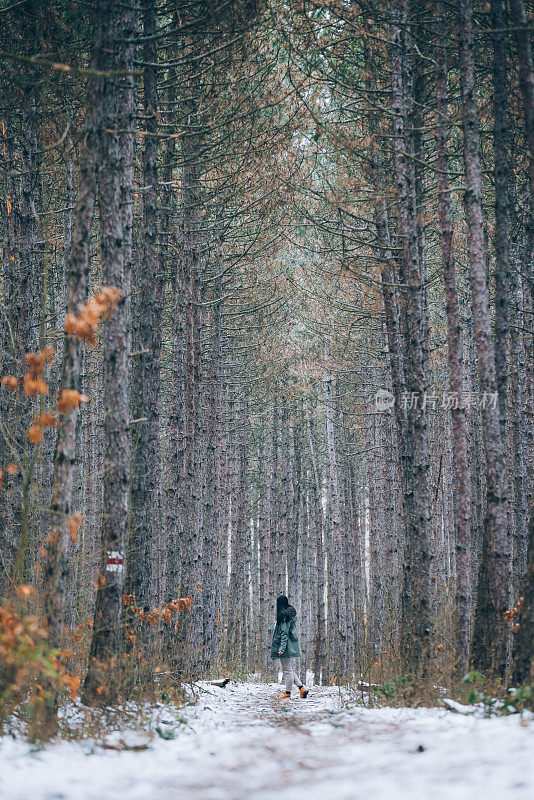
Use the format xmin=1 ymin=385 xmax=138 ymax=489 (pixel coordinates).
xmin=491 ymin=0 xmax=511 ymax=440
xmin=459 ymin=0 xmax=511 ymax=680
xmin=391 ymin=0 xmax=433 ymax=671
xmin=128 ymin=0 xmax=163 ymax=612
xmin=324 ymin=370 xmax=349 ymax=676
xmin=43 ymin=12 xmax=102 ymax=648
xmin=306 ymin=402 xmax=326 ymax=681
xmin=83 ymin=0 xmax=137 ymax=705
xmin=434 ymin=0 xmax=472 ymax=671
xmin=512 ymin=500 xmax=534 ymax=685
xmin=510 ymin=0 xmax=534 ymax=251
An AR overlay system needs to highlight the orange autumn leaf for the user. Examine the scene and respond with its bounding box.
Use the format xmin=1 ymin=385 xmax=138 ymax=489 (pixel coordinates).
xmin=6 ymin=463 xmax=18 ymax=474
xmin=177 ymin=596 xmax=192 ymax=612
xmin=25 ymin=348 xmax=54 ymax=379
xmin=64 ymin=314 xmax=93 ymax=341
xmin=46 ymin=530 xmax=59 ymax=545
xmin=28 ymin=425 xmax=43 ymax=445
xmin=62 ymin=673 xmax=81 ymax=700
xmin=1 ymin=375 xmax=18 ymax=392
xmin=64 ymin=286 xmax=122 ymax=347
xmin=68 ymin=512 xmax=83 ymax=543
xmin=93 ymin=286 xmax=122 ymax=316
xmin=35 ymin=412 xmax=58 ymax=428
xmin=16 ymin=584 xmax=36 ymax=597
xmin=23 ymin=375 xmax=49 ymax=397
xmin=56 ymin=389 xmax=89 ymax=414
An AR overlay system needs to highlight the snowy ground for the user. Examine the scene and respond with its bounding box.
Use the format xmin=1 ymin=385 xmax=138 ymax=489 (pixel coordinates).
xmin=2 ymin=681 xmax=534 ymax=800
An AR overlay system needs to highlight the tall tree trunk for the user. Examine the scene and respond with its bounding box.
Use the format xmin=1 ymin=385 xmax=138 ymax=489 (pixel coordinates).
xmin=203 ymin=274 xmax=225 ymax=671
xmin=458 ymin=0 xmax=510 ymax=680
xmin=0 ymin=119 xmax=18 ymax=593
xmin=324 ymin=371 xmax=349 ymax=676
xmin=127 ymin=0 xmax=163 ymax=611
xmin=43 ymin=13 xmax=102 ymax=647
xmin=491 ymin=0 xmax=510 ymax=440
xmin=259 ymin=397 xmax=275 ymax=670
xmin=510 ymin=0 xmax=534 ymax=259
xmin=512 ymin=500 xmax=534 ymax=685
xmin=83 ymin=0 xmax=137 ymax=705
xmin=391 ymin=0 xmax=433 ymax=671
xmin=9 ymin=83 xmax=42 ymax=585
xmin=365 ymin=390 xmax=384 ymax=648
xmin=162 ymin=71 xmax=183 ymax=620
xmin=306 ymin=403 xmax=326 ymax=682
xmin=509 ymin=260 xmax=529 ymax=595
xmin=288 ymin=404 xmax=302 ymax=614
xmin=277 ymin=399 xmax=290 ymax=596
xmin=510 ymin=0 xmax=534 ymax=519
xmin=434 ymin=0 xmax=472 ymax=672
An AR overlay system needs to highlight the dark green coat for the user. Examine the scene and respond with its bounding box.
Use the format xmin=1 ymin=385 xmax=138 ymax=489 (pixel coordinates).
xmin=270 ymin=606 xmax=301 ymax=659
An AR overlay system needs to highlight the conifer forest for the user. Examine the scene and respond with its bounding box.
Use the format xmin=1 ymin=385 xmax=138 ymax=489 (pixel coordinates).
xmin=1 ymin=1 xmax=534 ymax=798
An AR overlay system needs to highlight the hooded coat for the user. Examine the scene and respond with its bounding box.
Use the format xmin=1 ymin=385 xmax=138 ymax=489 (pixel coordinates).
xmin=270 ymin=605 xmax=301 ymax=659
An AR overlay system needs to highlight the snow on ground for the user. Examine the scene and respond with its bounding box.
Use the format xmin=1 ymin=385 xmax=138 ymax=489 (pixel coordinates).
xmin=1 ymin=681 xmax=534 ymax=800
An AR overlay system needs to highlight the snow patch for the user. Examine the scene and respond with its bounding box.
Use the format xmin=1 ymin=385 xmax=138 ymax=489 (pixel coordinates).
xmin=1 ymin=682 xmax=533 ymax=800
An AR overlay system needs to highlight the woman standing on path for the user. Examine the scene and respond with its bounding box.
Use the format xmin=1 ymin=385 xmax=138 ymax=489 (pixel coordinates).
xmin=271 ymin=595 xmax=309 ymax=699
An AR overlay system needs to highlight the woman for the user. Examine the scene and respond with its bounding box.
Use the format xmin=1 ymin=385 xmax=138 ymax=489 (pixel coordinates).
xmin=271 ymin=594 xmax=309 ymax=698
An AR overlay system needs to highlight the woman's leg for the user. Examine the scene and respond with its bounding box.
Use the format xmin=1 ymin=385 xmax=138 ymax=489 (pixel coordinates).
xmin=291 ymin=661 xmax=303 ymax=688
xmin=280 ymin=658 xmax=293 ymax=692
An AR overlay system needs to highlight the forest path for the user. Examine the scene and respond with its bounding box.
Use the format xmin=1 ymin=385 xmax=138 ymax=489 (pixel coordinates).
xmin=2 ymin=681 xmax=534 ymax=800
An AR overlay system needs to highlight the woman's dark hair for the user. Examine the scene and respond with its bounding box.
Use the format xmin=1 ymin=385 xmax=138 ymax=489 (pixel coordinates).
xmin=276 ymin=594 xmax=289 ymax=622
